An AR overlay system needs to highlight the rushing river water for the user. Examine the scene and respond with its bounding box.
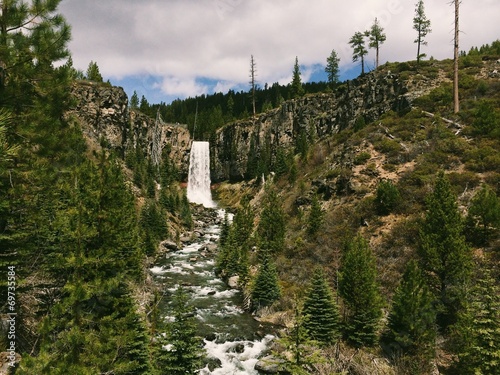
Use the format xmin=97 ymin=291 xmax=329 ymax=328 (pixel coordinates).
xmin=150 ymin=210 xmax=274 ymax=374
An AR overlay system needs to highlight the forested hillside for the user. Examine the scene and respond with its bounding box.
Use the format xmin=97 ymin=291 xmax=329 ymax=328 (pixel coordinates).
xmin=0 ymin=1 xmax=191 ymax=373
xmin=214 ymin=43 xmax=500 ymax=374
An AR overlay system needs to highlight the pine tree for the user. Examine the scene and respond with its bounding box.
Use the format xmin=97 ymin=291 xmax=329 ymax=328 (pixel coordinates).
xmin=466 ymin=184 xmax=500 ymax=246
xmin=130 ymin=90 xmax=139 ymax=109
xmin=367 ymin=18 xmax=386 ymax=69
xmin=325 ymin=49 xmax=340 ymax=86
xmin=302 ymin=268 xmax=340 ymax=345
xmin=339 ymin=235 xmax=382 ymax=347
xmin=155 ymin=286 xmax=205 ymax=374
xmin=276 ymin=301 xmax=324 ymax=374
xmin=251 ymin=253 xmax=281 ymax=311
xmin=307 ymin=194 xmax=324 ymax=236
xmin=418 ymin=172 xmax=472 ymax=329
xmin=349 ymin=32 xmax=368 ymax=75
xmin=290 ymin=56 xmax=305 ymax=98
xmin=413 ymin=0 xmax=432 ymax=65
xmin=86 ymin=60 xmax=103 ymax=82
xmin=451 ymin=267 xmax=500 ymax=375
xmin=385 ymin=260 xmax=436 ymax=361
xmin=257 ymin=188 xmax=286 ymax=255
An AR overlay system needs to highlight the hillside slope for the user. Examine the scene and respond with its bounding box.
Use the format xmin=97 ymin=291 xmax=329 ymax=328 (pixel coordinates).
xmin=215 ymin=53 xmax=500 ymax=374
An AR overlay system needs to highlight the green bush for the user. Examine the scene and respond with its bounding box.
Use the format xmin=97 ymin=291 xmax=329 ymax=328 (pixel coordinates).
xmin=375 ymin=180 xmax=401 ymax=215
xmin=354 ymin=151 xmax=371 ymax=165
xmin=374 ymin=138 xmax=401 ymax=157
xmin=472 ymin=100 xmax=499 ymax=135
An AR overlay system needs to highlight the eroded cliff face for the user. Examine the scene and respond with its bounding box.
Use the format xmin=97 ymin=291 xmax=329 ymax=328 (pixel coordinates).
xmin=211 ymin=71 xmax=410 ymax=182
xmin=69 ymin=81 xmax=191 ymax=177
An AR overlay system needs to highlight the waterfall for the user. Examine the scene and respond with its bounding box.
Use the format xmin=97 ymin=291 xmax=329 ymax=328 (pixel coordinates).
xmin=187 ymin=141 xmax=216 ymax=208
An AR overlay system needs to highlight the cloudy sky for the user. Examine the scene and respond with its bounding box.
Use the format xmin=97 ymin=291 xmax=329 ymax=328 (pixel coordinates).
xmin=59 ymin=0 xmax=499 ymax=104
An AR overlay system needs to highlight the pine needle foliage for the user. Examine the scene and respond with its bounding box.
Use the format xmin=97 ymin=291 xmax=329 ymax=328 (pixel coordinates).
xmin=302 ymin=268 xmax=341 ymax=346
xmin=339 ymin=235 xmax=383 ymax=347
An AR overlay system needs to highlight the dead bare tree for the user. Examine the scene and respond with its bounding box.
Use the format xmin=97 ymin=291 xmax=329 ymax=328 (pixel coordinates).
xmin=453 ymin=0 xmax=460 ymax=113
xmin=249 ymin=55 xmax=257 ymax=119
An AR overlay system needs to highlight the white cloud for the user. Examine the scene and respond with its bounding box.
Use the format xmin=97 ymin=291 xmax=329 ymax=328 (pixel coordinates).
xmin=59 ymin=0 xmax=500 ymax=102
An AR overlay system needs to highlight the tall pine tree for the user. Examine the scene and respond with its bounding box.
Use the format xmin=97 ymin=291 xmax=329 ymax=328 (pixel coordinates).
xmin=451 ymin=266 xmax=500 ymax=375
xmin=418 ymin=172 xmax=472 ymax=329
xmin=385 ymin=260 xmax=436 ymax=362
xmin=302 ymin=268 xmax=340 ymax=346
xmin=339 ymin=235 xmax=382 ymax=347
xmin=251 ymin=253 xmax=281 ymax=311
xmin=155 ymin=286 xmax=205 ymax=374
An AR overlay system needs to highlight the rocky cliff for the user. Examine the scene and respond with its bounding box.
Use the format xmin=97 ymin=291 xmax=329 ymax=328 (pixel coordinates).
xmin=211 ymin=70 xmax=411 ymax=182
xmin=68 ymin=81 xmax=192 ymax=177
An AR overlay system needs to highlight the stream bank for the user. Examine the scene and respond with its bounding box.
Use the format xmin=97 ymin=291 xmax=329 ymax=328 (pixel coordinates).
xmin=150 ymin=206 xmax=278 ymax=374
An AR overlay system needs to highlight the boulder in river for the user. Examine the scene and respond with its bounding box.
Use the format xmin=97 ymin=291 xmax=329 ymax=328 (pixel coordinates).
xmin=160 ymin=240 xmax=178 ymax=252
xmin=228 ymin=275 xmax=240 ymax=289
xmin=254 ymin=355 xmax=289 ymax=374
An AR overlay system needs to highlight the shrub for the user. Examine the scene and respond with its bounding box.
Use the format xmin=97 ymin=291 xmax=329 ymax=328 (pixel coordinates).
xmin=472 ymin=100 xmax=499 ymax=135
xmin=354 ymin=151 xmax=371 ymax=165
xmin=374 ymin=138 xmax=401 ymax=157
xmin=375 ymin=180 xmax=401 ymax=215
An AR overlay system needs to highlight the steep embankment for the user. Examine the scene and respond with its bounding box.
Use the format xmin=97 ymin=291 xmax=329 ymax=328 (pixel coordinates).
xmin=211 ymin=69 xmax=412 ymax=182
xmin=214 ymin=58 xmax=500 ymax=374
xmin=68 ymin=81 xmax=192 ymax=178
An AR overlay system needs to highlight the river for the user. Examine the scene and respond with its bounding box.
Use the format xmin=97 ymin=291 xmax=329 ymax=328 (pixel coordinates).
xmin=150 ymin=208 xmax=274 ymax=374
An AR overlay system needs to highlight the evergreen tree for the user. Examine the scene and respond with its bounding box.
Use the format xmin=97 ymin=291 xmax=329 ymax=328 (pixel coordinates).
xmin=276 ymin=301 xmax=324 ymax=375
xmin=290 ymin=56 xmax=305 ymax=98
xmin=257 ymin=188 xmax=286 ymax=255
xmin=155 ymin=286 xmax=205 ymax=374
xmin=375 ymin=179 xmax=401 ymax=216
xmin=19 ymin=160 xmax=152 ymax=374
xmin=385 ymin=260 xmax=436 ymax=363
xmin=251 ymin=253 xmax=281 ymax=311
xmin=302 ymin=268 xmax=341 ymax=346
xmin=367 ymin=18 xmax=386 ymax=69
xmin=130 ymin=90 xmax=140 ymax=109
xmin=219 ymin=211 xmax=231 ymax=247
xmin=418 ymin=172 xmax=472 ymax=329
xmin=349 ymin=31 xmax=368 ymax=75
xmin=86 ymin=60 xmax=103 ymax=82
xmin=413 ymin=0 xmax=432 ymax=64
xmin=325 ymin=49 xmax=341 ymax=86
xmin=0 ymin=0 xmax=71 ymax=109
xmin=451 ymin=266 xmax=500 ymax=375
xmin=466 ymin=184 xmax=500 ymax=246
xmin=274 ymin=147 xmax=290 ymax=178
xmin=339 ymin=235 xmax=382 ymax=347
xmin=307 ymin=194 xmax=324 ymax=236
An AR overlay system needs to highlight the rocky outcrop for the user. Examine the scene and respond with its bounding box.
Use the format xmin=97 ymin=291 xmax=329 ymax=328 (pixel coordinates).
xmin=69 ymin=81 xmax=191 ymax=178
xmin=211 ymin=71 xmax=410 ymax=182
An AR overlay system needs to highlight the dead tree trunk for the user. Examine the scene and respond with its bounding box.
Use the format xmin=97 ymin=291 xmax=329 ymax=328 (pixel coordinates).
xmin=453 ymin=0 xmax=460 ymax=113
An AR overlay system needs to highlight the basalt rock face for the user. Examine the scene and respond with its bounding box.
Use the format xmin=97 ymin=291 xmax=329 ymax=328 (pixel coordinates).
xmin=211 ymin=71 xmax=410 ymax=182
xmin=69 ymin=81 xmax=191 ymax=178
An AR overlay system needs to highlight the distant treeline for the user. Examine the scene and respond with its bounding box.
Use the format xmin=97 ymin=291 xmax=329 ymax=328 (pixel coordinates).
xmin=135 ymin=39 xmax=500 ymax=141
xmin=139 ymin=81 xmax=331 ymax=140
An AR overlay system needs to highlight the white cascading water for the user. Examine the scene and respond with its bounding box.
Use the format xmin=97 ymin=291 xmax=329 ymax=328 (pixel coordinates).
xmin=187 ymin=141 xmax=216 ymax=208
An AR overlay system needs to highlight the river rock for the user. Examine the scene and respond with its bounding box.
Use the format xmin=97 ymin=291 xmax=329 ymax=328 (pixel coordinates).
xmin=160 ymin=240 xmax=178 ymax=252
xmin=231 ymin=343 xmax=245 ymax=354
xmin=180 ymin=235 xmax=192 ymax=244
xmin=206 ymin=243 xmax=218 ymax=252
xmin=254 ymin=356 xmax=288 ymax=374
xmin=194 ymin=229 xmax=205 ymax=237
xmin=228 ymin=276 xmax=240 ymax=289
xmin=205 ymin=357 xmax=222 ymax=372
